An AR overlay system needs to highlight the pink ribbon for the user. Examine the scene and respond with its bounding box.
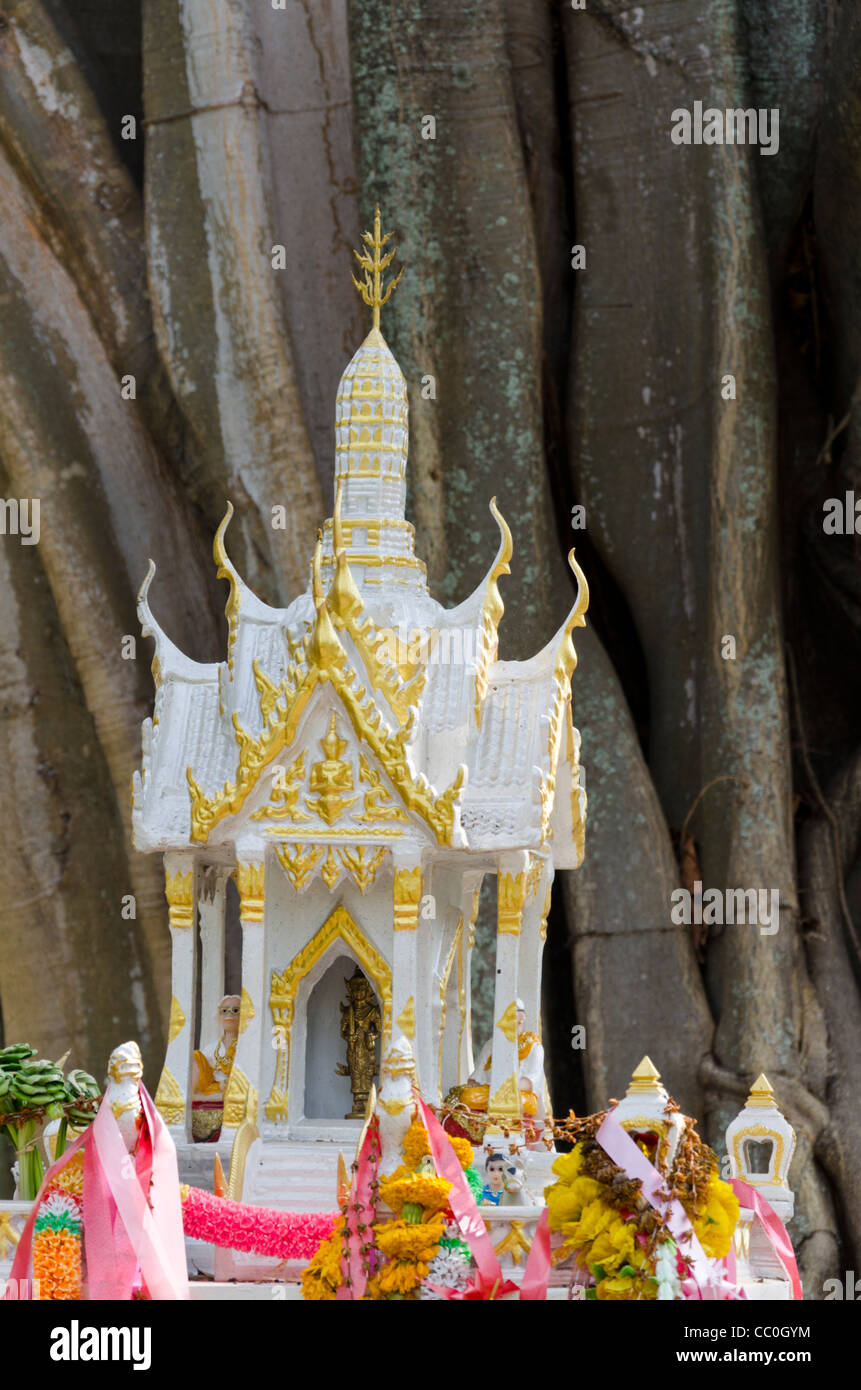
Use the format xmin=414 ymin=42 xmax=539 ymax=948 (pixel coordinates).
xmin=596 ymin=1112 xmax=719 ymax=1299
xmin=417 ymin=1095 xmax=510 ymax=1297
xmin=730 ymin=1178 xmax=801 ymax=1301
xmin=85 ymin=1085 xmax=188 ymax=1300
xmin=5 ymin=1085 xmax=187 ymax=1301
xmin=518 ymin=1206 xmax=551 ymax=1300
xmin=336 ymin=1116 xmax=379 ymax=1300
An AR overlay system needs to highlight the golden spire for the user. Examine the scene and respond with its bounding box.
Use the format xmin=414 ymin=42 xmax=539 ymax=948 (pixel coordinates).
xmin=329 ymin=478 xmax=363 ymax=623
xmin=321 ymin=711 xmax=347 ymax=761
xmin=745 ymin=1073 xmax=777 ymax=1109
xmin=312 ymin=529 xmax=325 ymax=609
xmin=351 ymin=205 xmax=403 ymax=332
xmin=628 ymin=1056 xmax=663 ymax=1096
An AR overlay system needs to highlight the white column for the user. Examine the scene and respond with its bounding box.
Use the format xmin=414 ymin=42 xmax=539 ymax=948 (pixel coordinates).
xmin=458 ymin=873 xmax=483 ymax=1083
xmin=391 ymin=854 xmax=422 ymax=1086
xmin=155 ymin=852 xmax=197 ymax=1140
xmin=197 ymin=864 xmax=227 ymax=1053
xmin=488 ymin=852 xmax=528 ymax=1129
xmin=222 ymin=855 xmax=266 ymax=1134
xmin=517 ymin=859 xmax=553 ymax=1041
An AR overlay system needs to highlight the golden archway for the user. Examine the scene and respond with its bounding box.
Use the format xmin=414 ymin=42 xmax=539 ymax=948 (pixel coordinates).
xmin=265 ymin=904 xmax=392 ymax=1121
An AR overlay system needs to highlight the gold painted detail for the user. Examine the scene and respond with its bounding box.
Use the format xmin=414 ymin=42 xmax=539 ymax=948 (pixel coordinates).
xmin=746 ymin=1073 xmax=778 ymax=1109
xmin=378 ymin=1095 xmax=409 ymax=1116
xmin=273 ymin=840 xmax=387 ymax=893
xmin=154 ymin=1066 xmax=184 ymax=1126
xmin=488 ymin=1073 xmax=521 ymax=1122
xmin=438 ymin=918 xmax=463 ymax=1097
xmin=329 ymin=481 xmax=427 ymax=725
xmin=222 ymin=1065 xmax=257 ymax=1128
xmin=467 ymin=885 xmax=481 ymax=951
xmin=494 ymin=1220 xmax=532 ymax=1267
xmin=526 ymin=855 xmax=543 ymax=901
xmin=393 ymin=865 xmax=422 ymax=931
xmin=732 ymin=1221 xmax=751 ymax=1259
xmin=306 ymin=712 xmax=357 ymax=825
xmin=213 ymin=504 xmax=242 ymax=677
xmin=226 ymin=1117 xmax=259 ymax=1203
xmin=539 ymin=551 xmax=590 ymax=844
xmin=187 ymin=588 xmax=463 ymax=844
xmin=620 ymin=1115 xmax=671 ymax=1170
xmin=165 ymin=869 xmax=194 ymax=930
xmin=274 ymin=841 xmax=323 ymax=891
xmin=238 ymin=987 xmax=255 ymax=1035
xmin=253 ymin=661 xmax=282 ymax=724
xmin=395 ymin=996 xmax=416 ymax=1040
xmin=0 ymin=1211 xmax=21 ymax=1259
xmin=539 ymin=884 xmax=552 ymax=943
xmin=628 ymin=1056 xmax=662 ymax=1095
xmin=234 ymin=861 xmax=265 ymax=923
xmin=731 ymin=1125 xmax=784 ymax=1185
xmin=497 ymin=870 xmax=526 ymax=935
xmin=351 ymin=204 xmax=403 ymax=333
xmin=566 ymin=709 xmax=587 ymax=867
xmin=167 ymin=995 xmax=186 ymax=1044
xmin=474 ymin=498 xmax=513 ymax=728
xmin=496 ymin=1001 xmax=520 ymax=1044
xmin=357 ymin=752 xmax=409 ymax=822
xmin=251 ymin=750 xmax=309 ymax=823
xmin=338 ymin=843 xmax=388 ymax=893
xmin=321 ymin=846 xmax=341 ymax=889
xmin=267 ymin=905 xmax=393 ymax=1120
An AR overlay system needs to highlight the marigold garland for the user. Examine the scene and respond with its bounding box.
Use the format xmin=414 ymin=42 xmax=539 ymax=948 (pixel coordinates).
xmin=378 ymin=1168 xmax=452 ymax=1218
xmin=32 ymin=1187 xmax=83 ymax=1302
xmin=545 ymin=1129 xmax=740 ymax=1300
xmin=402 ymin=1118 xmax=473 ymax=1172
xmin=301 ymin=1218 xmax=346 ymax=1301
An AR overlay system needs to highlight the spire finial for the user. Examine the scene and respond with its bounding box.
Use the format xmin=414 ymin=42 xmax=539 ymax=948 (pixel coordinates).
xmin=351 ymin=205 xmax=403 ymax=332
xmin=628 ymin=1055 xmax=663 ymax=1095
xmin=746 ymin=1073 xmax=777 ymax=1109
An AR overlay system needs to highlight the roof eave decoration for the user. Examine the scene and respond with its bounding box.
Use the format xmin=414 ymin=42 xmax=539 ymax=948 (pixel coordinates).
xmin=474 ymin=497 xmax=513 ymax=728
xmin=539 ymin=548 xmax=590 ymax=844
xmin=186 ymin=530 xmax=467 ymax=848
xmin=213 ymin=503 xmax=242 ymax=678
xmin=137 ymin=559 xmax=221 ymax=688
xmin=328 ymin=478 xmax=428 ymax=724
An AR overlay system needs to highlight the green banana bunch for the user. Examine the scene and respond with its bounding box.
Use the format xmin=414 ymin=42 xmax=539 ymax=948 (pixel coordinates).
xmin=0 ymin=1043 xmax=37 ymax=1074
xmin=10 ymin=1058 xmax=68 ymax=1118
xmin=65 ymin=1069 xmax=101 ymax=1127
xmin=1 ymin=1045 xmax=102 ymax=1198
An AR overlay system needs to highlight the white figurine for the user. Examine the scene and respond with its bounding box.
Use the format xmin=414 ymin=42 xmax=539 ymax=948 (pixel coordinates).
xmin=191 ymin=995 xmax=240 ymax=1142
xmin=470 ymin=1000 xmax=546 ymax=1123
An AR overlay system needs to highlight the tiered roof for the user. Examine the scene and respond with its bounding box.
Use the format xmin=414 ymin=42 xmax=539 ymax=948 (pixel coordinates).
xmin=133 ymin=213 xmax=587 ymax=866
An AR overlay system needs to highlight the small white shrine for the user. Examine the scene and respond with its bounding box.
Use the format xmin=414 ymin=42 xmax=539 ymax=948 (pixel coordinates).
xmin=133 ymin=210 xmax=588 ymax=1199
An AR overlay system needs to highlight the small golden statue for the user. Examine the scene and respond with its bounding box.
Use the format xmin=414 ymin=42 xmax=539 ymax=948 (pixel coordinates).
xmin=336 ymin=967 xmax=381 ymax=1118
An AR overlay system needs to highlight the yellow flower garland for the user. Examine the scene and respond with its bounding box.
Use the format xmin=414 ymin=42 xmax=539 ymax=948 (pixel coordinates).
xmin=402 ymin=1118 xmax=473 ymax=1173
xmin=545 ymin=1142 xmax=740 ymax=1300
xmin=300 ymin=1217 xmax=345 ymax=1301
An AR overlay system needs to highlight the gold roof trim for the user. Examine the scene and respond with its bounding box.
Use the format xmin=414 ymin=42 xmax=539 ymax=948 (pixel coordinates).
xmin=474 ymin=497 xmax=513 ymax=728
xmin=213 ymin=503 xmax=242 ymax=677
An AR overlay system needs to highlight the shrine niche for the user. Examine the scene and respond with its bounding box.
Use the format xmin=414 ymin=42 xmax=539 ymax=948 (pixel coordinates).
xmin=133 ymin=209 xmax=587 ymax=1201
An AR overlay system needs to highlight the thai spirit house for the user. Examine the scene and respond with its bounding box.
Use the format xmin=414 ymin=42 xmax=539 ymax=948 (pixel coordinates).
xmin=132 ymin=211 xmax=588 ymax=1196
